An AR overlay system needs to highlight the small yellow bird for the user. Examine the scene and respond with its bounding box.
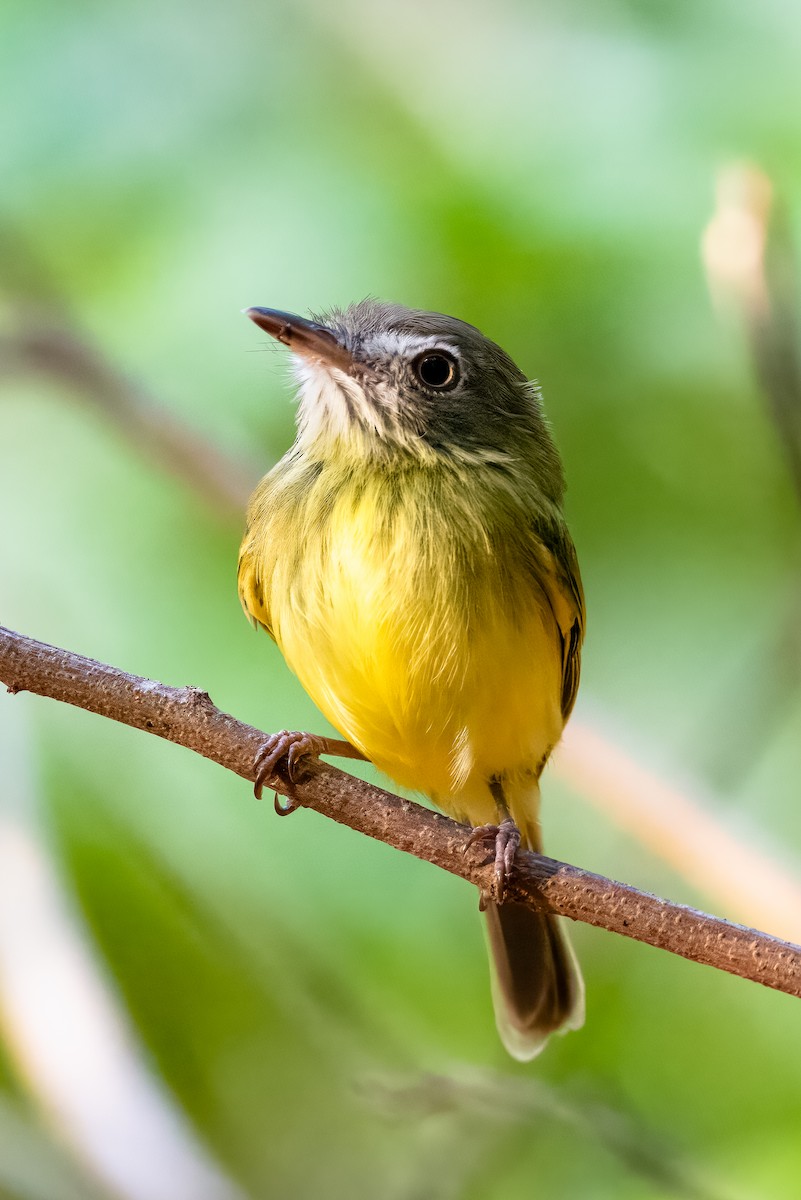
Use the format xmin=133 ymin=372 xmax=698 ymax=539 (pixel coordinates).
xmin=238 ymin=301 xmax=585 ymax=1059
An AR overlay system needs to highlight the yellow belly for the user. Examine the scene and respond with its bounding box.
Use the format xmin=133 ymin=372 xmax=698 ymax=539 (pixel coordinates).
xmin=255 ymin=467 xmax=565 ymax=830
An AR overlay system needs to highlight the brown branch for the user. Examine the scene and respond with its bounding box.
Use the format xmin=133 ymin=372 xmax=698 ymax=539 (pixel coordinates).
xmin=1 ymin=624 xmax=800 ymax=1001
xmin=4 ymin=238 xmax=799 ymax=939
xmin=558 ymin=723 xmax=801 ymax=945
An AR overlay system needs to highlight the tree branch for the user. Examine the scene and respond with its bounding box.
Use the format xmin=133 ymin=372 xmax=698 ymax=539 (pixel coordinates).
xmin=4 ymin=237 xmax=800 ymax=942
xmin=1 ymin=624 xmax=800 ymax=1001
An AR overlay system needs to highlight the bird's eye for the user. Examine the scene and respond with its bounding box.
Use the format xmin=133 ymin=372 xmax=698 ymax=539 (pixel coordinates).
xmin=412 ymin=350 xmax=459 ymax=390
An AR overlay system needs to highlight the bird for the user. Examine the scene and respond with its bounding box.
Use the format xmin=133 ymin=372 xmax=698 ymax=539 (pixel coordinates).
xmin=237 ymin=300 xmax=585 ymax=1059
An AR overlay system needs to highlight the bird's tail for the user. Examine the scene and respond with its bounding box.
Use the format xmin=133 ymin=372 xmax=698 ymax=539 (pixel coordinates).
xmin=483 ymin=788 xmax=584 ymax=1060
xmin=468 ymin=773 xmax=584 ymax=1059
xmin=484 ymin=899 xmax=584 ymax=1060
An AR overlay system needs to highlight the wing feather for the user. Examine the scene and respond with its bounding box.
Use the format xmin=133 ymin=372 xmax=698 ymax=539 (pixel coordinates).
xmin=237 ymin=472 xmax=282 ymax=638
xmin=531 ymin=520 xmax=585 ymax=721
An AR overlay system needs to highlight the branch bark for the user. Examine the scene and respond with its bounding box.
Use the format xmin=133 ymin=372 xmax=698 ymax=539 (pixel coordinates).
xmin=1 ymin=623 xmax=800 ymax=1001
xmin=4 ymin=247 xmax=800 ymax=943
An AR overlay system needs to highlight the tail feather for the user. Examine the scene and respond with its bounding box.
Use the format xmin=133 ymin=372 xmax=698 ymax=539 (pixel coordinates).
xmin=485 ymin=901 xmax=584 ymax=1061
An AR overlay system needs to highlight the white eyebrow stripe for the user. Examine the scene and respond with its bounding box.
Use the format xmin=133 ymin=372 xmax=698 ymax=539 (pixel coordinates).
xmin=363 ymin=330 xmax=461 ymax=358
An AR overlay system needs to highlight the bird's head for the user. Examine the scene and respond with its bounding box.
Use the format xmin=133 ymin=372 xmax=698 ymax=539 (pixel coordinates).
xmin=245 ymin=299 xmax=564 ymax=495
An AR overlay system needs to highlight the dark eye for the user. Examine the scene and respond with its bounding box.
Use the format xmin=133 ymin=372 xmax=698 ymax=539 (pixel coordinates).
xmin=412 ymin=350 xmax=459 ymax=390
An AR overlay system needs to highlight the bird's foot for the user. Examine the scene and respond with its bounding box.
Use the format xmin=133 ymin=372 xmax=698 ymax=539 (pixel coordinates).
xmin=253 ymin=730 xmax=326 ymax=811
xmin=463 ymin=818 xmax=521 ymax=902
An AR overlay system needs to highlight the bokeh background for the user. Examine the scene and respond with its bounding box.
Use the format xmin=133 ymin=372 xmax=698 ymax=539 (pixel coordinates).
xmin=2 ymin=1 xmax=801 ymax=1197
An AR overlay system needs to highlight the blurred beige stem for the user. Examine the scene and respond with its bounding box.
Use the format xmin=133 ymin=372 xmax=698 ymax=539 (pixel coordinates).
xmin=556 ymin=723 xmax=801 ymax=944
xmin=702 ymin=162 xmax=801 ymax=501
xmin=1 ymin=624 xmax=800 ymax=1001
xmin=0 ymin=705 xmax=246 ymax=1200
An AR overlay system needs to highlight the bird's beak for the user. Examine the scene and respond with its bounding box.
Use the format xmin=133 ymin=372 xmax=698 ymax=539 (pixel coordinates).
xmin=244 ymin=307 xmax=353 ymax=373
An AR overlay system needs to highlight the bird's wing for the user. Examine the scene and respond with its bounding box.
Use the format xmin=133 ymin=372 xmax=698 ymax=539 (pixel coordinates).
xmin=237 ymin=474 xmax=280 ymax=639
xmin=534 ymin=523 xmax=585 ymax=721
xmin=237 ymin=540 xmax=275 ymax=637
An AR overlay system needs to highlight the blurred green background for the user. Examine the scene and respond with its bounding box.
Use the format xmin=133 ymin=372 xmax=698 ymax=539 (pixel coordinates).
xmin=2 ymin=0 xmax=801 ymax=1197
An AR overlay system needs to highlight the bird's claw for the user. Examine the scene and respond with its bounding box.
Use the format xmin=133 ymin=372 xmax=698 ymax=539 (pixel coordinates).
xmin=253 ymin=730 xmax=324 ymax=802
xmin=274 ymin=790 xmax=298 ymax=817
xmin=463 ymin=818 xmax=521 ymax=902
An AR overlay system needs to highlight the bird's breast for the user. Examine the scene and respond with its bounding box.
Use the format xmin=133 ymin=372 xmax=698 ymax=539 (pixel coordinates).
xmin=264 ymin=461 xmax=565 ymax=812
